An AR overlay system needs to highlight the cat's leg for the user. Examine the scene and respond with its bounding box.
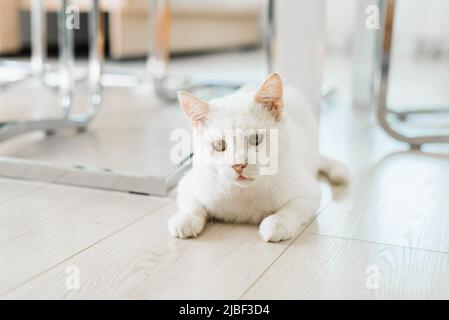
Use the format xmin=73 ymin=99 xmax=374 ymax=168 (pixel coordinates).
xmin=168 ymin=197 xmax=207 ymax=239
xmin=168 ymin=174 xmax=207 ymax=239
xmin=168 ymin=206 xmax=207 ymax=239
xmin=259 ymin=198 xmax=319 ymax=242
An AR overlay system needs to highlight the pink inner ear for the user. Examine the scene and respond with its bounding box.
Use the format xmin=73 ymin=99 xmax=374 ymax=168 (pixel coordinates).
xmin=256 ymin=80 xmax=282 ymax=101
xmin=255 ymin=73 xmax=283 ymax=120
xmin=178 ymin=91 xmax=209 ymax=125
xmin=186 ymin=101 xmax=208 ymax=121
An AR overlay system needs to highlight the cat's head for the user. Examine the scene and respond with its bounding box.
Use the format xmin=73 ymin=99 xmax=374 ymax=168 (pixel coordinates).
xmin=178 ymin=73 xmax=283 ymax=187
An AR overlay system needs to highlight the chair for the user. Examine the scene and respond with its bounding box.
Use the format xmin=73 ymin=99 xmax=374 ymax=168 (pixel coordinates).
xmin=0 ymin=0 xmax=102 ymax=143
xmin=375 ymin=0 xmax=449 ymax=148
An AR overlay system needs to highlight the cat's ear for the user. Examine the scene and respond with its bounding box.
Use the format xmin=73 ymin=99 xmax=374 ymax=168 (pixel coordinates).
xmin=177 ymin=91 xmax=209 ymax=127
xmin=254 ymin=72 xmax=283 ymax=120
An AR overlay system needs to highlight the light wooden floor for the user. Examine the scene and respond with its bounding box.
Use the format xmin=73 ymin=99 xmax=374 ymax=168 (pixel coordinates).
xmin=1 ymin=51 xmax=449 ymax=299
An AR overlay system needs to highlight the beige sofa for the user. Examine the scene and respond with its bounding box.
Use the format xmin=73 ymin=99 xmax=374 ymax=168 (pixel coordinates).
xmin=5 ymin=0 xmax=263 ymax=59
xmin=0 ymin=1 xmax=21 ymax=54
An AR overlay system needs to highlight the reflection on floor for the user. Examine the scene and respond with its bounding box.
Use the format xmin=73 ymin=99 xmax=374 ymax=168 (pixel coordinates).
xmin=0 ymin=51 xmax=449 ymax=299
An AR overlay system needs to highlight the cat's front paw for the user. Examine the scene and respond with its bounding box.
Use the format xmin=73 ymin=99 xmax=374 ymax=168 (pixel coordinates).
xmin=259 ymin=215 xmax=294 ymax=242
xmin=167 ymin=214 xmax=206 ymax=239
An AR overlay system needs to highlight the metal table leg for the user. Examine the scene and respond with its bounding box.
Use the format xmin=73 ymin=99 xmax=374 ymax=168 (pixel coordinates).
xmin=0 ymin=0 xmax=49 ymax=88
xmin=0 ymin=0 xmax=102 ymax=142
xmin=0 ymin=0 xmax=178 ymax=196
xmin=375 ymin=0 xmax=449 ymax=148
xmin=99 ymin=0 xmax=257 ymax=97
xmin=146 ymin=0 xmax=246 ymax=101
xmin=30 ymin=0 xmax=47 ymax=80
xmin=263 ymin=0 xmax=275 ymax=74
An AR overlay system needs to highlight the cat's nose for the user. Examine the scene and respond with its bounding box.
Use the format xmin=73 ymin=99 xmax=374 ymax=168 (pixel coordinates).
xmin=232 ymin=163 xmax=247 ymax=173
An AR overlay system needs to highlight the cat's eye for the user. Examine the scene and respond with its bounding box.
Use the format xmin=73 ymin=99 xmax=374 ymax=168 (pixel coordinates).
xmin=212 ymin=139 xmax=227 ymax=152
xmin=248 ymin=133 xmax=263 ymax=146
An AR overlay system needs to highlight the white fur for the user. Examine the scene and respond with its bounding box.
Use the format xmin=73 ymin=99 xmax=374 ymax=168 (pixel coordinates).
xmin=168 ymin=80 xmax=349 ymax=242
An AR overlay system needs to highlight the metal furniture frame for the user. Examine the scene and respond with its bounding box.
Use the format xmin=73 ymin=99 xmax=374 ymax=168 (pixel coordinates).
xmin=99 ymin=0 xmax=244 ymax=99
xmin=375 ymin=0 xmax=449 ymax=148
xmin=0 ymin=0 xmax=102 ymax=143
xmin=0 ymin=0 xmax=47 ymax=88
xmin=0 ymin=0 xmax=195 ymax=195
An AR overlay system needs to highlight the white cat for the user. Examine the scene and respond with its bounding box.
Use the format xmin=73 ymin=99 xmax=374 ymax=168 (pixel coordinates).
xmin=168 ymin=73 xmax=349 ymax=242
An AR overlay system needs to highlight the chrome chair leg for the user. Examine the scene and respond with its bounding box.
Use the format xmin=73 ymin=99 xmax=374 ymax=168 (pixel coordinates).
xmin=147 ymin=0 xmax=178 ymax=100
xmin=30 ymin=0 xmax=47 ymax=79
xmin=146 ymin=0 xmax=245 ymax=101
xmin=0 ymin=0 xmax=49 ymax=88
xmin=375 ymin=0 xmax=449 ymax=148
xmin=263 ymin=0 xmax=275 ymax=74
xmin=84 ymin=0 xmax=103 ymax=124
xmin=100 ymin=0 xmax=258 ymax=97
xmin=0 ymin=0 xmax=102 ymax=143
xmin=389 ymin=107 xmax=449 ymax=121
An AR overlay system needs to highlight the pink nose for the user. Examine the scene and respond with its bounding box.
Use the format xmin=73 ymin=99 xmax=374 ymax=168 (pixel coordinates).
xmin=232 ymin=163 xmax=247 ymax=173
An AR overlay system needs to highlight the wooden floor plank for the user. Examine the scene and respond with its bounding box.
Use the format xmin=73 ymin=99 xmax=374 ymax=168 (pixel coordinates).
xmin=0 ymin=177 xmax=45 ymax=204
xmin=4 ymin=202 xmax=293 ymax=299
xmin=0 ymin=183 xmax=96 ymax=245
xmin=0 ymin=186 xmax=169 ymax=296
xmin=306 ymin=151 xmax=449 ymax=253
xmin=3 ymin=178 xmax=338 ymax=300
xmin=243 ymin=233 xmax=449 ymax=299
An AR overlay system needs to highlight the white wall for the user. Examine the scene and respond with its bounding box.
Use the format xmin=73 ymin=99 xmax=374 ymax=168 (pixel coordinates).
xmin=325 ymin=0 xmax=449 ymax=57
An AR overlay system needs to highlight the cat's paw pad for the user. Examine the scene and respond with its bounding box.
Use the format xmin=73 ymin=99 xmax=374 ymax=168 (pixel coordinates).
xmin=167 ymin=214 xmax=206 ymax=239
xmin=259 ymin=216 xmax=293 ymax=242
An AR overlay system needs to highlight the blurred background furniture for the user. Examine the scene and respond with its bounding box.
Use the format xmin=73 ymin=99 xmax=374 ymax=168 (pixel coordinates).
xmin=0 ymin=0 xmax=102 ymax=143
xmin=0 ymin=1 xmax=21 ymax=54
xmin=375 ymin=0 xmax=449 ymax=148
xmin=4 ymin=0 xmax=449 ymax=60
xmin=6 ymin=0 xmax=263 ymax=59
xmin=0 ymin=0 xmax=47 ymax=87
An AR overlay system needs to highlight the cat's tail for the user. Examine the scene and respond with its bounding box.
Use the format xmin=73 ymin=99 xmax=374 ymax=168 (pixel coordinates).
xmin=318 ymin=155 xmax=351 ymax=185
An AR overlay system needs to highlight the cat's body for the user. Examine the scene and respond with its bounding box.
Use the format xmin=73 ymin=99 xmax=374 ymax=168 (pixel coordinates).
xmin=169 ymin=73 xmax=349 ymax=242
